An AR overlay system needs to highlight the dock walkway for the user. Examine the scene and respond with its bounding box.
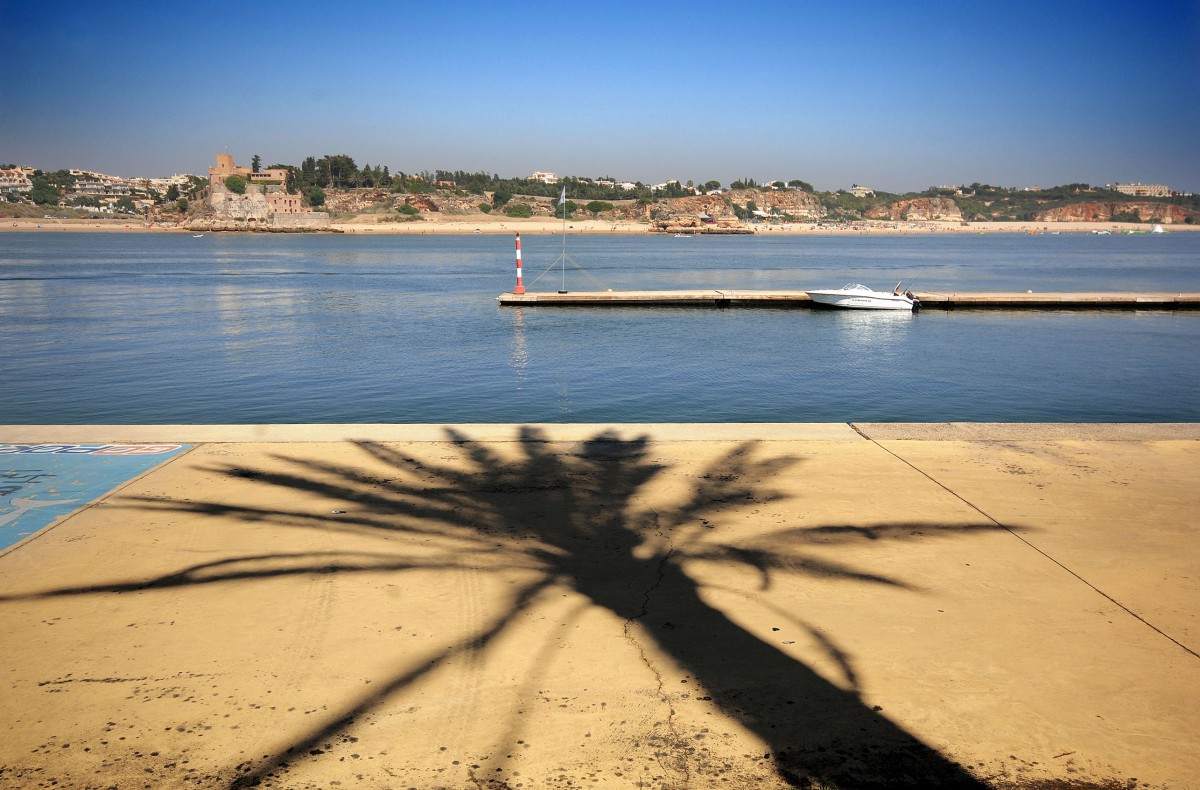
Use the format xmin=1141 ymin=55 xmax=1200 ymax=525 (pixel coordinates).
xmin=498 ymin=289 xmax=1200 ymax=308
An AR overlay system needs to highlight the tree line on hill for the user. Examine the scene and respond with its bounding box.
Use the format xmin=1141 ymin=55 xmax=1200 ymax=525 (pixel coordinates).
xmin=260 ymin=154 xmax=1196 ymax=223
xmin=819 ymin=182 xmax=1197 ymax=223
xmin=270 ymin=154 xmax=822 ymax=208
xmin=18 ymin=157 xmax=1191 ymax=224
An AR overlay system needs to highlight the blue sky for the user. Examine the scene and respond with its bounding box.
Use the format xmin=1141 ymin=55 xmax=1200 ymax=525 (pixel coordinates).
xmin=2 ymin=0 xmax=1198 ymax=192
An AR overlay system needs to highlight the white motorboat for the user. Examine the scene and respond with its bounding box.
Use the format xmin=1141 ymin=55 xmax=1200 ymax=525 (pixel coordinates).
xmin=805 ymin=283 xmax=919 ymax=310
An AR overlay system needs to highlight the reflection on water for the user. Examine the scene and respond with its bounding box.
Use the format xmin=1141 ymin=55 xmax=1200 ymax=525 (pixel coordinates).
xmin=508 ymin=307 xmax=528 ymax=385
xmin=826 ymin=310 xmax=917 ymax=355
xmin=0 ymin=232 xmax=1198 ymax=423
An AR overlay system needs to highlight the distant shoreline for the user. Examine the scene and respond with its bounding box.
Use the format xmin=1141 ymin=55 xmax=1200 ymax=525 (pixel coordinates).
xmin=3 ymin=217 xmax=1197 ymax=236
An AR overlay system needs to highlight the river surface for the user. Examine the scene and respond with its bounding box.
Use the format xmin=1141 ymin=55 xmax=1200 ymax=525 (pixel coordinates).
xmin=1 ymin=230 xmax=1197 ymax=423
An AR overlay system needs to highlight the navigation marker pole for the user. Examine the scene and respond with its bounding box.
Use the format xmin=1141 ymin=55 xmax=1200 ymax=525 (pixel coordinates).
xmin=558 ymin=185 xmax=568 ymax=293
xmin=513 ymin=233 xmax=525 ymax=294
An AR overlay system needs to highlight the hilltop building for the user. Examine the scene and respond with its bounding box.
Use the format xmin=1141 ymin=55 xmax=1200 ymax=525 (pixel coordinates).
xmin=69 ymin=170 xmax=134 ymax=198
xmin=849 ymin=185 xmax=875 ymax=197
xmin=0 ymin=167 xmax=34 ymax=195
xmin=529 ymin=171 xmax=559 ymax=184
xmin=1109 ymin=183 xmax=1170 ymax=198
xmin=195 ymin=154 xmax=329 ymax=231
xmin=208 ymin=154 xmax=289 ymax=186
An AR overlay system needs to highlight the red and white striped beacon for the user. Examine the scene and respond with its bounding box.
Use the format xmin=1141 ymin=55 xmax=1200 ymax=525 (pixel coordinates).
xmin=513 ymin=232 xmax=525 ymax=294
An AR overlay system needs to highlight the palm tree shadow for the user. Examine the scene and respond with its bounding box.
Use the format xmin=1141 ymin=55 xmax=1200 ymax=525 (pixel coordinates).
xmin=7 ymin=426 xmax=1005 ymax=788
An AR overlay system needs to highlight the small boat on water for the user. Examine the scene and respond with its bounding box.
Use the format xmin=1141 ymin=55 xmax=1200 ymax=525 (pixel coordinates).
xmin=805 ymin=283 xmax=919 ymax=311
xmin=192 ymin=234 xmax=205 ymax=238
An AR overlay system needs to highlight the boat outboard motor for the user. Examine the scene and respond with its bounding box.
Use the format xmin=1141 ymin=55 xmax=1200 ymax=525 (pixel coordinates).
xmin=906 ymin=290 xmax=919 ymax=309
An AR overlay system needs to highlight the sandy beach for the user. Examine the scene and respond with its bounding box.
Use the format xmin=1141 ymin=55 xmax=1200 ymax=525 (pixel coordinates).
xmin=1 ymin=423 xmax=1197 ymax=789
xmin=4 ymin=216 xmax=1197 ymax=235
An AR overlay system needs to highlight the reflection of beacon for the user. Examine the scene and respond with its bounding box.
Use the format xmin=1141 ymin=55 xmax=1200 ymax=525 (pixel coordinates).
xmin=513 ymin=233 xmax=525 ymax=295
xmin=509 ymin=307 xmax=528 ymax=383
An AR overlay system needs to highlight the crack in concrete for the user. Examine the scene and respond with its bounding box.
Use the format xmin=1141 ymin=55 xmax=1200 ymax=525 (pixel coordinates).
xmin=865 ymin=436 xmax=1200 ymax=662
xmin=621 ymin=510 xmax=690 ymax=787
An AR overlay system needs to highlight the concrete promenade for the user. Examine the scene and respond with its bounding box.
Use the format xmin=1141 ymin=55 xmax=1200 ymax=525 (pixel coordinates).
xmin=1 ymin=423 xmax=1197 ymax=789
xmin=497 ymin=290 xmax=1200 ymax=308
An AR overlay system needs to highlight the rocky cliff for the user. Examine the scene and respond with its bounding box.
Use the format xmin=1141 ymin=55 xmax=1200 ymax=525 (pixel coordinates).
xmin=664 ymin=194 xmax=739 ymax=220
xmin=1035 ymin=201 xmax=1197 ymax=224
xmin=400 ymin=191 xmax=498 ymax=214
xmin=612 ymin=189 xmax=827 ymax=226
xmin=325 ymin=188 xmax=393 ymax=213
xmin=723 ymin=188 xmax=826 ymax=219
xmin=865 ymin=197 xmax=963 ymax=222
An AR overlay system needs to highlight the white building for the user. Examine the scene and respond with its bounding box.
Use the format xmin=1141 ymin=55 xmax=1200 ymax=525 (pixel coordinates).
xmin=140 ymin=174 xmax=196 ymax=191
xmin=0 ymin=168 xmax=34 ymax=194
xmin=1109 ymin=182 xmax=1170 ymax=197
xmin=529 ymin=171 xmax=559 ymax=184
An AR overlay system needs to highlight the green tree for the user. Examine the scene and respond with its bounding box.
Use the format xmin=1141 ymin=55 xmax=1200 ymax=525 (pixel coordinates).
xmin=788 ymin=179 xmax=813 ymax=192
xmin=492 ymin=189 xmax=512 ymax=207
xmin=186 ymin=175 xmax=208 ymax=198
xmin=28 ymin=177 xmax=60 ymax=205
xmin=324 ymin=155 xmax=358 ymax=188
xmin=165 ymin=184 xmax=180 ymax=202
xmin=585 ymin=200 xmax=613 ymax=215
xmin=42 ymin=169 xmax=76 ymax=191
xmin=251 ymin=154 xmax=261 ymax=173
xmin=504 ymin=203 xmax=533 ymax=218
xmin=177 ymin=198 xmax=188 ymax=213
xmin=225 ymin=175 xmax=248 ymax=194
xmin=479 ymin=203 xmax=492 ymax=214
xmin=115 ymin=197 xmax=136 ymax=213
xmin=308 ymin=186 xmax=325 ymax=207
xmin=300 ymin=157 xmax=318 ymax=189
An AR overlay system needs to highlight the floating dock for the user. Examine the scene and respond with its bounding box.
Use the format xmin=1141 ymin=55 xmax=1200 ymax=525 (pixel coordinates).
xmin=498 ymin=290 xmax=1200 ymax=309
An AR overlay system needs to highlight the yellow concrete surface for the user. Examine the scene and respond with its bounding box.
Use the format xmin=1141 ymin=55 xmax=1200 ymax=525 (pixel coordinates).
xmin=1 ymin=424 xmax=1197 ymax=789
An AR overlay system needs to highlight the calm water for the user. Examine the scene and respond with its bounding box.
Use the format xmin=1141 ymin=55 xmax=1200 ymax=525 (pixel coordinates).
xmin=1 ymin=231 xmax=1198 ymax=423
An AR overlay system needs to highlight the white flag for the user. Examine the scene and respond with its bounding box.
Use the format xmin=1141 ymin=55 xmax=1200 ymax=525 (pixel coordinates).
xmin=558 ymin=186 xmax=566 ymax=205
